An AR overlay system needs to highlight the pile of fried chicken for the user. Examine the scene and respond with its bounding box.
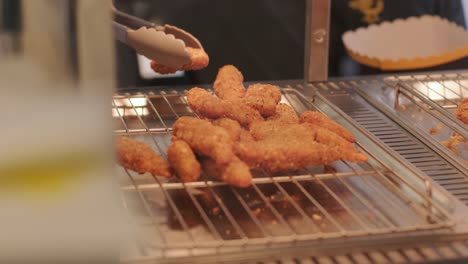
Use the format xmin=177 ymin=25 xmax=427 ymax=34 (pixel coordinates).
xmin=116 ymin=65 xmax=368 ymax=188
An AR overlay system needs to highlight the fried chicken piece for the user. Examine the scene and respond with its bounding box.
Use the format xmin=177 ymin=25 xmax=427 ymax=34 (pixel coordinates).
xmin=116 ymin=136 xmax=171 ymax=177
xmin=245 ymin=84 xmax=282 ymax=103
xmin=300 ymin=111 xmax=355 ymax=142
xmin=300 ymin=123 xmax=367 ymax=162
xmin=267 ymin=103 xmax=299 ymax=124
xmin=201 ymin=156 xmax=252 ymax=188
xmin=213 ymin=65 xmax=281 ymax=117
xmin=236 ymin=138 xmax=342 ymax=172
xmin=238 ymin=120 xmax=366 ymax=171
xmin=221 ymin=100 xmax=264 ymax=127
xmin=237 ymin=123 xmax=342 ymax=171
xmin=249 ymin=122 xmax=367 ymax=162
xmin=248 ymin=104 xmax=299 ymax=139
xmin=186 ymin=87 xmax=225 ymax=119
xmin=212 ymin=118 xmax=242 ymax=142
xmin=150 ymin=47 xmax=209 ymax=74
xmin=242 ymin=84 xmax=282 ymax=117
xmin=213 ymin=65 xmax=246 ymax=99
xmin=455 ymin=98 xmax=468 ymax=125
xmin=186 ymin=87 xmax=263 ymax=127
xmin=172 ymin=116 xmax=235 ymax=165
xmin=249 ymin=121 xmax=282 ymax=140
xmin=168 ymin=140 xmax=201 ymax=182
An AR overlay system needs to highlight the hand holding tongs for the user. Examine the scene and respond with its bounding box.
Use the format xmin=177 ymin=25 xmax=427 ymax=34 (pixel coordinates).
xmin=112 ymin=6 xmax=203 ymax=68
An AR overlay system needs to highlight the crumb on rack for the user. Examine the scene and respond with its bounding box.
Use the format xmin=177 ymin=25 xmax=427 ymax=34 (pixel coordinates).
xmin=312 ymin=214 xmax=322 ymax=221
xmin=441 ymin=133 xmax=465 ymax=154
xmin=429 ymin=123 xmax=443 ymax=135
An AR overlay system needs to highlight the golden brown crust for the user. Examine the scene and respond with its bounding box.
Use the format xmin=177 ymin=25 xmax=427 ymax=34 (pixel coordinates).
xmin=172 ymin=117 xmax=235 ymax=165
xmin=186 ymin=87 xmax=263 ymax=127
xmin=267 ymin=103 xmax=299 ymax=124
xmin=187 ymin=88 xmax=225 ymax=119
xmin=212 ymin=118 xmax=242 ymax=142
xmin=242 ymin=84 xmax=282 ymax=117
xmin=236 ymin=138 xmax=342 ymax=172
xmin=116 ymin=136 xmax=171 ymax=177
xmin=168 ymin=140 xmax=201 ymax=182
xmin=150 ymin=47 xmax=209 ymax=74
xmin=455 ymin=98 xmax=468 ymax=125
xmin=221 ymin=99 xmax=264 ymax=127
xmin=249 ymin=122 xmax=367 ymax=163
xmin=300 ymin=111 xmax=355 ymax=142
xmin=201 ymin=156 xmax=252 ymax=188
xmin=213 ymin=65 xmax=246 ymax=99
xmin=300 ymin=123 xmax=367 ymax=162
xmin=237 ymin=121 xmax=343 ymax=172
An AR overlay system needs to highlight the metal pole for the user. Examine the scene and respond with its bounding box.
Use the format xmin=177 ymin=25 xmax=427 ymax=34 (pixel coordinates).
xmin=304 ymin=0 xmax=330 ymax=83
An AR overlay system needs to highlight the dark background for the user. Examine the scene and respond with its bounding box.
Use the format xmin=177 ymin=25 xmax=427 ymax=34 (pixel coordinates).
xmin=1 ymin=0 xmax=466 ymax=87
xmin=114 ymin=0 xmax=467 ymax=88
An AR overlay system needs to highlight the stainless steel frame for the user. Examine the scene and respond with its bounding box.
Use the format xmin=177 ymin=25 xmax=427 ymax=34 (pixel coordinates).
xmin=113 ymin=86 xmax=459 ymax=263
xmin=311 ymin=73 xmax=468 ymax=205
xmin=111 ymin=1 xmax=468 ymax=262
xmin=355 ymin=73 xmax=467 ymax=177
xmin=304 ymin=0 xmax=330 ymax=82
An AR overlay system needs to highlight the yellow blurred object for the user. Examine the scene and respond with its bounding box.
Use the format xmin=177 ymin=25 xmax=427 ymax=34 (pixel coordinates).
xmin=0 ymin=153 xmax=98 ymax=195
xmin=348 ymin=0 xmax=384 ymax=24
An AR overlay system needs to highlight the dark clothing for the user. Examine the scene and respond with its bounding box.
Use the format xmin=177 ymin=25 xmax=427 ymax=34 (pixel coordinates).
xmin=115 ymin=0 xmax=467 ymax=87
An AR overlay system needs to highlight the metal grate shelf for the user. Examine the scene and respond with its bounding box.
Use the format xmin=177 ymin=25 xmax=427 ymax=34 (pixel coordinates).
xmin=388 ymin=72 xmax=468 ymax=129
xmin=365 ymin=75 xmax=466 ymax=166
xmin=113 ymin=87 xmax=454 ymax=262
xmin=311 ymin=74 xmax=468 ymax=206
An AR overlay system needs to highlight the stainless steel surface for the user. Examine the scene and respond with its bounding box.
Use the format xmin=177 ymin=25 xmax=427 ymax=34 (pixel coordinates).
xmin=113 ymin=87 xmax=457 ymax=263
xmin=352 ymin=74 xmax=467 ymax=177
xmin=390 ymin=73 xmax=468 ymax=130
xmin=214 ymin=240 xmax=468 ymax=264
xmin=304 ymin=0 xmax=330 ymax=82
xmin=311 ymin=74 xmax=468 ymax=207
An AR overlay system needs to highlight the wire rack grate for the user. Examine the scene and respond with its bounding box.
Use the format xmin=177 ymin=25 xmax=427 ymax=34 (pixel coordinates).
xmin=312 ymin=73 xmax=468 ymax=206
xmin=113 ymin=87 xmax=454 ymax=261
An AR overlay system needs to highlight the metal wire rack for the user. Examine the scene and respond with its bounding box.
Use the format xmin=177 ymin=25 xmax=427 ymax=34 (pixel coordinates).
xmin=349 ymin=73 xmax=467 ymax=176
xmin=113 ymin=87 xmax=454 ymax=261
xmin=307 ymin=74 xmax=468 ymax=208
xmin=389 ymin=72 xmax=468 ymax=128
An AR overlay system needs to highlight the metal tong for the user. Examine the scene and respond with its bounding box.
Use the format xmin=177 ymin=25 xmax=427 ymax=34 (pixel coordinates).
xmin=113 ymin=6 xmax=203 ymax=68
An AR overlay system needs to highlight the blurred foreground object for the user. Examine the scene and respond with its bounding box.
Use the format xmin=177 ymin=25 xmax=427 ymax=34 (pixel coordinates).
xmin=0 ymin=0 xmax=128 ymax=262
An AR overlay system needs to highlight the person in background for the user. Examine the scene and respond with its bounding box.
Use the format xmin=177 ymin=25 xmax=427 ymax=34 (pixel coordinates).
xmin=114 ymin=0 xmax=466 ymax=88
